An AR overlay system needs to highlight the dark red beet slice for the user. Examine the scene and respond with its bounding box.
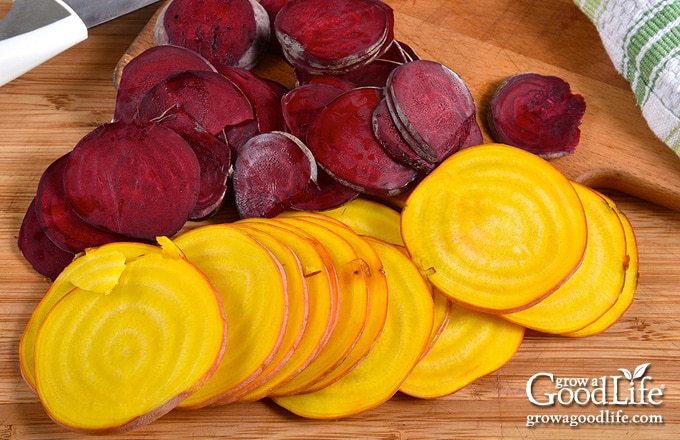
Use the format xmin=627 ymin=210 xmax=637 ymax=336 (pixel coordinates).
xmin=233 ymin=131 xmax=317 ymax=218
xmin=385 ymin=59 xmax=476 ymax=164
xmin=294 ymin=69 xmax=356 ymax=91
xmin=338 ymin=59 xmax=401 ymax=88
xmin=274 ymin=0 xmax=393 ymax=73
xmin=63 ymin=120 xmax=201 ymax=240
xmin=486 ymin=72 xmax=586 ymax=158
xmin=381 ymin=40 xmax=419 ymax=63
xmin=281 ymin=83 xmax=347 ymax=140
xmin=154 ymin=0 xmax=270 ymax=71
xmin=113 ymin=45 xmax=216 ymax=122
xmin=290 ymin=168 xmax=359 ymax=211
xmin=18 ymin=198 xmax=75 ymax=281
xmin=306 ymin=87 xmax=418 ymax=196
xmin=34 ymin=153 xmax=133 ymax=253
xmin=137 ymin=69 xmax=254 ymax=137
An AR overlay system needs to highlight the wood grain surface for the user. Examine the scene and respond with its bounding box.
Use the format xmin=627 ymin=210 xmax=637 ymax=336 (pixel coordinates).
xmin=1 ymin=0 xmax=679 ymax=438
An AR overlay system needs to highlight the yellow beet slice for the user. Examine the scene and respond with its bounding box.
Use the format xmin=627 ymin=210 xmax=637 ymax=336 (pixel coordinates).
xmin=234 ymin=219 xmax=340 ymax=401
xmin=34 ymin=251 xmax=226 ymax=434
xmin=273 ymin=237 xmax=433 ymax=418
xmin=401 ymin=143 xmax=587 ymax=312
xmin=268 ymin=218 xmax=369 ymax=397
xmin=173 ymin=224 xmax=288 ymax=409
xmin=400 ymin=302 xmax=525 ymax=399
xmin=20 ymin=242 xmax=165 ymax=392
xmin=423 ymin=288 xmax=453 ymax=358
xmin=564 ymin=197 xmax=639 ymax=337
xmin=502 ymin=183 xmax=628 ymax=333
xmin=319 ymin=198 xmax=404 ymax=245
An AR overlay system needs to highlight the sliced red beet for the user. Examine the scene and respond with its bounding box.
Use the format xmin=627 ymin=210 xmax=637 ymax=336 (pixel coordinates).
xmin=137 ymin=69 xmax=254 ymax=137
xmin=281 ymin=83 xmax=347 ymax=140
xmin=113 ymin=45 xmax=216 ymax=122
xmin=306 ymin=87 xmax=418 ymax=196
xmin=486 ymin=72 xmax=586 ymax=158
xmin=34 ymin=153 xmax=133 ymax=253
xmin=290 ymin=168 xmax=359 ymax=211
xmin=18 ymin=198 xmax=75 ymax=281
xmin=293 ymin=69 xmax=356 ymax=91
xmin=274 ymin=0 xmax=394 ymax=74
xmin=385 ymin=59 xmax=477 ymax=164
xmin=63 ymin=120 xmax=201 ymax=240
xmin=462 ymin=119 xmax=485 ymax=149
xmin=381 ymin=40 xmax=419 ymax=63
xmin=154 ymin=0 xmax=270 ymax=71
xmin=233 ymin=131 xmax=317 ymax=218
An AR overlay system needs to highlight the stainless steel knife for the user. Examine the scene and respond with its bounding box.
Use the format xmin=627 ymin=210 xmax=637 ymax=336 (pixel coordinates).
xmin=0 ymin=0 xmax=160 ymax=86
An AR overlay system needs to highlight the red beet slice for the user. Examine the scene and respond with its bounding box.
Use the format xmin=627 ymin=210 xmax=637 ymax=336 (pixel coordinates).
xmin=34 ymin=153 xmax=132 ymax=253
xmin=293 ymin=69 xmax=356 ymax=91
xmin=486 ymin=72 xmax=586 ymax=158
xmin=281 ymin=83 xmax=347 ymax=140
xmin=233 ymin=131 xmax=317 ymax=218
xmin=306 ymin=87 xmax=418 ymax=196
xmin=18 ymin=198 xmax=76 ymax=281
xmin=137 ymin=69 xmax=254 ymax=137
xmin=154 ymin=0 xmax=270 ymax=71
xmin=290 ymin=168 xmax=359 ymax=211
xmin=113 ymin=45 xmax=216 ymax=122
xmin=385 ymin=59 xmax=477 ymax=164
xmin=462 ymin=119 xmax=485 ymax=149
xmin=63 ymin=120 xmax=201 ymax=240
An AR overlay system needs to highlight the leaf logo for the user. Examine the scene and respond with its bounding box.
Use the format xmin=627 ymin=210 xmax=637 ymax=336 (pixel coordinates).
xmin=618 ymin=363 xmax=650 ymax=385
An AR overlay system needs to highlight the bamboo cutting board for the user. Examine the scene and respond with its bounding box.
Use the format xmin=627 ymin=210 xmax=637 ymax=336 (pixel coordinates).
xmin=1 ymin=1 xmax=680 ymax=439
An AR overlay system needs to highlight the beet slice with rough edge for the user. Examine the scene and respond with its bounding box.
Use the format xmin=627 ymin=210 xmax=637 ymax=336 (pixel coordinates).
xmin=306 ymin=87 xmax=418 ymax=196
xmin=291 ymin=168 xmax=359 ymax=211
xmin=233 ymin=131 xmax=317 ymax=218
xmin=281 ymin=83 xmax=347 ymax=140
xmin=64 ymin=120 xmax=201 ymax=240
xmin=154 ymin=0 xmax=270 ymax=71
xmin=385 ymin=59 xmax=476 ymax=164
xmin=18 ymin=198 xmax=76 ymax=281
xmin=486 ymin=72 xmax=586 ymax=159
xmin=137 ymin=69 xmax=254 ymax=137
xmin=113 ymin=45 xmax=216 ymax=122
xmin=34 ymin=153 xmax=133 ymax=253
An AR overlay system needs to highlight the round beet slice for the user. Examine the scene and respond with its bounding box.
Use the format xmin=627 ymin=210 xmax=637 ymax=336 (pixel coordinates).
xmin=281 ymin=83 xmax=347 ymax=141
xmin=64 ymin=120 xmax=201 ymax=240
xmin=306 ymin=87 xmax=418 ymax=196
xmin=486 ymin=72 xmax=586 ymax=158
xmin=290 ymin=167 xmax=359 ymax=211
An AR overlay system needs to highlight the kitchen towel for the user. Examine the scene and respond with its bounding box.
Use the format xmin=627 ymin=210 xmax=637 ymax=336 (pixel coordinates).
xmin=575 ymin=0 xmax=680 ymax=155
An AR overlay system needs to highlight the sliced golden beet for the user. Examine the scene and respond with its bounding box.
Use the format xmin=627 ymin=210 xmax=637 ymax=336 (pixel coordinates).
xmin=564 ymin=197 xmax=639 ymax=337
xmin=234 ymin=219 xmax=340 ymax=401
xmin=20 ymin=242 xmax=166 ymax=392
xmin=34 ymin=251 xmax=226 ymax=434
xmin=268 ymin=218 xmax=369 ymax=397
xmin=401 ymin=143 xmax=587 ymax=312
xmin=319 ymin=198 xmax=404 ymax=245
xmin=424 ymin=288 xmax=453 ymax=358
xmin=502 ymin=183 xmax=628 ymax=333
xmin=173 ymin=224 xmax=288 ymax=409
xmin=400 ymin=302 xmax=525 ymax=399
xmin=273 ymin=238 xmax=433 ymax=419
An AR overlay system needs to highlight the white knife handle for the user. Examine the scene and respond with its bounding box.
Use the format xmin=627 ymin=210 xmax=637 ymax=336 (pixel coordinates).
xmin=0 ymin=0 xmax=88 ymax=86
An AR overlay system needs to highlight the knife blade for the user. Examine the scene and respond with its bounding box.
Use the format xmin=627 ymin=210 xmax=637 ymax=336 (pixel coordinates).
xmin=0 ymin=0 xmax=160 ymax=86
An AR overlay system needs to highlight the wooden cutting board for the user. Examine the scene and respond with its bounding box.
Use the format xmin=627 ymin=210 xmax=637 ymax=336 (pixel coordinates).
xmin=116 ymin=0 xmax=680 ymax=212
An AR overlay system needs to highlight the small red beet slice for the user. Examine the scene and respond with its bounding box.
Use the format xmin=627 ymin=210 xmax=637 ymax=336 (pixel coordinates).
xmin=233 ymin=131 xmax=317 ymax=218
xmin=486 ymin=72 xmax=586 ymax=158
xmin=293 ymin=68 xmax=356 ymax=91
xmin=63 ymin=120 xmax=201 ymax=240
xmin=306 ymin=87 xmax=418 ymax=196
xmin=114 ymin=45 xmax=216 ymax=122
xmin=18 ymin=198 xmax=75 ymax=281
xmin=281 ymin=83 xmax=347 ymax=140
xmin=290 ymin=168 xmax=359 ymax=211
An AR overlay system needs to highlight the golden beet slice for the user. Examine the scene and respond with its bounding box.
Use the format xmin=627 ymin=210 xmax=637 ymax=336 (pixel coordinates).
xmin=34 ymin=251 xmax=226 ymax=434
xmin=274 ymin=238 xmax=433 ymax=418
xmin=20 ymin=242 xmax=166 ymax=392
xmin=320 ymin=198 xmax=404 ymax=245
xmin=564 ymin=196 xmax=639 ymax=337
xmin=400 ymin=302 xmax=524 ymax=399
xmin=502 ymin=183 xmax=628 ymax=333
xmin=173 ymin=224 xmax=288 ymax=409
xmin=423 ymin=288 xmax=453 ymax=358
xmin=401 ymin=143 xmax=587 ymax=312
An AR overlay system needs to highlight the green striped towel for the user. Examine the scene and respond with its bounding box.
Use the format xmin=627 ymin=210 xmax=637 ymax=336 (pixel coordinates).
xmin=575 ymin=0 xmax=680 ymax=154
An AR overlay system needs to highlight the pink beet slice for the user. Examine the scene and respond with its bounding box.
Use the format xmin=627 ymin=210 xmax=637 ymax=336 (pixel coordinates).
xmin=233 ymin=131 xmax=317 ymax=218
xmin=291 ymin=168 xmax=359 ymax=211
xmin=113 ymin=45 xmax=216 ymax=121
xmin=18 ymin=198 xmax=75 ymax=281
xmin=34 ymin=153 xmax=133 ymax=253
xmin=306 ymin=87 xmax=418 ymax=196
xmin=486 ymin=72 xmax=586 ymax=158
xmin=281 ymin=83 xmax=347 ymax=140
xmin=154 ymin=0 xmax=270 ymax=71
xmin=63 ymin=120 xmax=201 ymax=240
xmin=385 ymin=59 xmax=476 ymax=164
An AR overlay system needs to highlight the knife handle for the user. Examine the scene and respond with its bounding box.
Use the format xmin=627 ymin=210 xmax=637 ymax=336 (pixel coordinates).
xmin=0 ymin=0 xmax=88 ymax=86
